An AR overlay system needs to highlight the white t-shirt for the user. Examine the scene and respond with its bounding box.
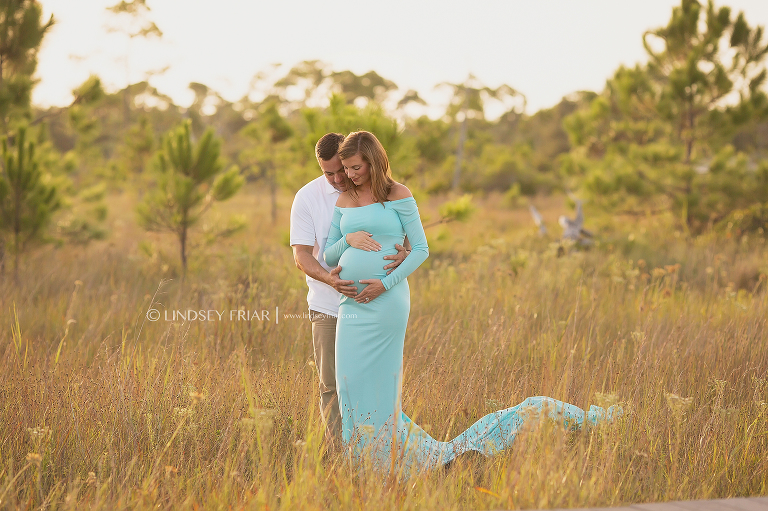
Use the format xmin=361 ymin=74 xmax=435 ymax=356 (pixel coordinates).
xmin=289 ymin=176 xmax=342 ymax=316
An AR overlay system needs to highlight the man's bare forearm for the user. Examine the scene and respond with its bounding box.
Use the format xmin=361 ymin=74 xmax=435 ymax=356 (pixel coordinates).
xmin=294 ymin=250 xmax=331 ymax=285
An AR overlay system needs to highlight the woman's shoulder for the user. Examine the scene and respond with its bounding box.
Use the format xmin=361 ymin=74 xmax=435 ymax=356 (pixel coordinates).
xmin=387 ymin=182 xmax=413 ymax=201
xmin=335 ymin=193 xmax=353 ymax=208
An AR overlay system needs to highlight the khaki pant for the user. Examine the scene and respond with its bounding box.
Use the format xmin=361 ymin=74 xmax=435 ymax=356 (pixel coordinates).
xmin=310 ymin=310 xmax=341 ymax=446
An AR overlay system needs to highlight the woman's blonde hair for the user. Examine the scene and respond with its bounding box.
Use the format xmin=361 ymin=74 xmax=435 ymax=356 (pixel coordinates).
xmin=337 ymin=131 xmax=394 ymax=204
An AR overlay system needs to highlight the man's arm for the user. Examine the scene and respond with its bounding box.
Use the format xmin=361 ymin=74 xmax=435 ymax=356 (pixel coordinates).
xmin=382 ymin=236 xmax=412 ymax=274
xmin=289 ymin=189 xmax=356 ymax=297
xmin=292 ymin=245 xmax=357 ymax=297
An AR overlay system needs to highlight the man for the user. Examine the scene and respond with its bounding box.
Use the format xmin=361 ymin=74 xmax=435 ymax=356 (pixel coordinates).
xmin=289 ymin=132 xmax=409 ymax=446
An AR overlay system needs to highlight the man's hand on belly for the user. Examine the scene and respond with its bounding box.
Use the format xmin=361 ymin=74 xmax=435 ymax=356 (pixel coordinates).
xmin=382 ymin=243 xmax=409 ymax=275
xmin=328 ymin=266 xmax=358 ymax=297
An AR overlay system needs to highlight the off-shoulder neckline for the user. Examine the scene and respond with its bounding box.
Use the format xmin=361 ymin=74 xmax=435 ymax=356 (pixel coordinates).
xmin=335 ymin=196 xmax=415 ymax=210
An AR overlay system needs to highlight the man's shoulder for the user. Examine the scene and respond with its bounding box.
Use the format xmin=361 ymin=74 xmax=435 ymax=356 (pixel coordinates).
xmin=292 ymin=177 xmax=329 ymax=212
xmin=294 ymin=176 xmax=325 ymax=200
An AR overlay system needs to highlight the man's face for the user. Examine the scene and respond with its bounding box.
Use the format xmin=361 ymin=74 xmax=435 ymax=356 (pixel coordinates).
xmin=319 ymin=154 xmax=348 ymax=192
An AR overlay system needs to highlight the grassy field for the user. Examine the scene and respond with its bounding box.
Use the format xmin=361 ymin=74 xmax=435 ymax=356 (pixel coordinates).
xmin=1 ymin=186 xmax=767 ymax=510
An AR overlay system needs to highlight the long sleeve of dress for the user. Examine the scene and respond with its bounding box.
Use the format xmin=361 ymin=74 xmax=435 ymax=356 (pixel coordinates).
xmin=380 ymin=198 xmax=429 ymax=291
xmin=323 ymin=207 xmax=349 ymax=267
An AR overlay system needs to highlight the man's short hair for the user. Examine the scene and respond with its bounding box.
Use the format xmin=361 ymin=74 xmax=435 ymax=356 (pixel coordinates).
xmin=315 ymin=133 xmax=345 ymax=161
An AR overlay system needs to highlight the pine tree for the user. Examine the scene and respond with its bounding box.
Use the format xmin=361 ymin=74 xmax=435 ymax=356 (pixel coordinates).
xmin=438 ymin=75 xmax=525 ymax=191
xmin=0 ymin=1 xmax=54 ymax=271
xmin=47 ymin=77 xmax=111 ymax=245
xmin=66 ymin=76 xmax=107 ymax=184
xmin=137 ymin=121 xmax=243 ymax=279
xmin=0 ymin=0 xmax=54 ymax=133
xmin=643 ymin=0 xmax=768 ymax=162
xmin=0 ymin=126 xmax=59 ymax=280
xmin=239 ymin=100 xmax=293 ymax=223
xmin=563 ymin=0 xmax=768 ymax=231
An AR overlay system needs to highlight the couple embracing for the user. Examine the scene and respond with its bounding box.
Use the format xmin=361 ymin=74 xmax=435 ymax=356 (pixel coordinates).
xmin=290 ymin=131 xmax=618 ymax=472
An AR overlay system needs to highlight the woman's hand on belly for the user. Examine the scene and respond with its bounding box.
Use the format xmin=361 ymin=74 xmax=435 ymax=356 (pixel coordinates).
xmin=346 ymin=231 xmax=382 ymax=252
xmin=355 ymin=278 xmax=386 ymax=303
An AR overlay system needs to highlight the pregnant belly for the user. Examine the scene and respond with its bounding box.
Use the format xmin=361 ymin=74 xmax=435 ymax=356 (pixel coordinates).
xmin=338 ymin=239 xmax=401 ymax=293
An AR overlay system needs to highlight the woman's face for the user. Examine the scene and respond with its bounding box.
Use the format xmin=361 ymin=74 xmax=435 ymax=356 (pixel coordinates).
xmin=341 ymin=153 xmax=371 ymax=187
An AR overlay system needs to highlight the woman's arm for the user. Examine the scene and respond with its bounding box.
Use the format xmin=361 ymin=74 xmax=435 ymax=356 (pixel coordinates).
xmin=379 ymin=200 xmax=428 ymax=290
xmin=323 ymin=208 xmax=349 ymax=267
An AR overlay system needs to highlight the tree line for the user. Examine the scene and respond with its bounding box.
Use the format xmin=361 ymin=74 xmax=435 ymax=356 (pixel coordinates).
xmin=1 ymin=0 xmax=767 ymax=282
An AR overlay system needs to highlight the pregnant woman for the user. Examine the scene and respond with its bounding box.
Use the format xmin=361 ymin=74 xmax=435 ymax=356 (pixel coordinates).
xmin=324 ymin=131 xmax=619 ymax=474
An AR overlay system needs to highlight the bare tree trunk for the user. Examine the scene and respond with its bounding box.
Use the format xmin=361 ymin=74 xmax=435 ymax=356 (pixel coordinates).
xmin=13 ymin=225 xmax=20 ymax=285
xmin=0 ymin=141 xmax=4 ymax=275
xmin=270 ymin=174 xmax=277 ymax=224
xmin=0 ymin=54 xmax=6 ymax=136
xmin=13 ymin=185 xmax=20 ymax=284
xmin=452 ymin=115 xmax=467 ymax=191
xmin=683 ymin=106 xmax=696 ymax=231
xmin=268 ymin=148 xmax=277 ymax=223
xmin=685 ymin=103 xmax=695 ymax=164
xmin=180 ymin=224 xmax=188 ymax=283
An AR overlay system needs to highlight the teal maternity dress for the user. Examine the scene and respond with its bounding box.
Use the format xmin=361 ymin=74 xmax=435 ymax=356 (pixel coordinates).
xmin=324 ymin=197 xmax=618 ymax=473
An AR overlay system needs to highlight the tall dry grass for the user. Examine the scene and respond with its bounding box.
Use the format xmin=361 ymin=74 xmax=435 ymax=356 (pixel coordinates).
xmin=0 ymin=188 xmax=767 ymax=509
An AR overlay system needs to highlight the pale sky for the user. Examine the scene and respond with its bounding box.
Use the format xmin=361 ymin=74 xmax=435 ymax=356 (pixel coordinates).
xmin=35 ymin=0 xmax=768 ymax=117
